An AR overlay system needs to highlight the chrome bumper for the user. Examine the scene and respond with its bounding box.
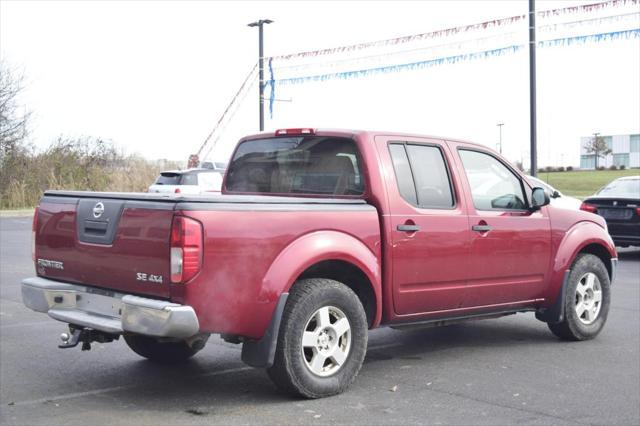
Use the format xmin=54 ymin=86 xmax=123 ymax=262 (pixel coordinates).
xmin=21 ymin=277 xmax=199 ymax=338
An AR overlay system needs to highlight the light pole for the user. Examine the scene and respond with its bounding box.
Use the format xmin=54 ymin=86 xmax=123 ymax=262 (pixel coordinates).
xmin=529 ymin=0 xmax=538 ymax=176
xmin=248 ymin=19 xmax=273 ymax=132
xmin=497 ymin=122 xmax=504 ymax=154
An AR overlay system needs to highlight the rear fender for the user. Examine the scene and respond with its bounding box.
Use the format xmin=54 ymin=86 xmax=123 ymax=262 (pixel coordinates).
xmin=258 ymin=230 xmax=382 ymax=327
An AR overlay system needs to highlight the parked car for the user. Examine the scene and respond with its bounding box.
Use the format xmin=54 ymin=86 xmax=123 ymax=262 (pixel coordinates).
xmin=526 ymin=176 xmax=582 ymax=210
xmin=23 ymin=128 xmax=617 ymax=398
xmin=148 ymin=168 xmax=224 ymax=194
xmin=581 ymin=175 xmax=640 ymax=247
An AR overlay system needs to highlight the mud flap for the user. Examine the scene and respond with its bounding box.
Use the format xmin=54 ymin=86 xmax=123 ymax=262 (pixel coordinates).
xmin=536 ymin=270 xmax=571 ymax=324
xmin=241 ymin=293 xmax=288 ymax=368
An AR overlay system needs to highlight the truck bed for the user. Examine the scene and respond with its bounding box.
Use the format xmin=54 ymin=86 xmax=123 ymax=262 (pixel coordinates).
xmin=35 ymin=190 xmax=380 ymax=337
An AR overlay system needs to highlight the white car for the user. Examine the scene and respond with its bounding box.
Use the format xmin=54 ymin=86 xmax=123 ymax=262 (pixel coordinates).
xmin=148 ymin=169 xmax=224 ymax=194
xmin=526 ymin=175 xmax=582 ymax=210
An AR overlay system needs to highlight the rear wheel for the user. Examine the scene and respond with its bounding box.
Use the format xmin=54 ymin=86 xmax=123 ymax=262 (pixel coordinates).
xmin=547 ymin=254 xmax=610 ymax=341
xmin=267 ymin=278 xmax=368 ymax=398
xmin=124 ymin=334 xmax=200 ymax=363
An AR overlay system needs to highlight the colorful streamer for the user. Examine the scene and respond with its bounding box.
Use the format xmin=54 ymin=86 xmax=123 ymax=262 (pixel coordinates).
xmin=271 ymin=45 xmax=524 ymax=87
xmin=270 ymin=0 xmax=638 ymax=61
xmin=268 ymin=58 xmax=275 ymax=118
xmin=538 ymin=27 xmax=640 ymax=48
xmin=270 ymin=29 xmax=639 ymax=88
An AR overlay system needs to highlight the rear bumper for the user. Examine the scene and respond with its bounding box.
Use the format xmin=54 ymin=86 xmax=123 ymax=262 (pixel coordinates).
xmin=21 ymin=277 xmax=199 ymax=338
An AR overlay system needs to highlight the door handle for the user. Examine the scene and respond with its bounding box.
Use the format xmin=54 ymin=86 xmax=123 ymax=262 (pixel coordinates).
xmin=397 ymin=224 xmax=420 ymax=232
xmin=472 ymin=224 xmax=492 ymax=232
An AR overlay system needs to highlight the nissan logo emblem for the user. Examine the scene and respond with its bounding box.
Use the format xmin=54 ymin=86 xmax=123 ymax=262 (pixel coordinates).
xmin=93 ymin=202 xmax=105 ymax=218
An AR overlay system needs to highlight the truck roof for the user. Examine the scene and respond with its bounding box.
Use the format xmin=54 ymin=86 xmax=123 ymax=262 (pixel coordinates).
xmin=239 ymin=128 xmax=488 ymax=149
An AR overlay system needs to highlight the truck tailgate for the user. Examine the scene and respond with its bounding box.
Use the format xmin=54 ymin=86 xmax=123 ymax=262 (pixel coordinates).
xmin=35 ymin=193 xmax=176 ymax=299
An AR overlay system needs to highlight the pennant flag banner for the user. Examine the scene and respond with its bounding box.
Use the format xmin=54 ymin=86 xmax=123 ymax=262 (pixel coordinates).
xmin=199 ymin=0 xmax=639 ymax=159
xmin=538 ymin=0 xmax=637 ymax=17
xmin=539 ymin=27 xmax=640 ymax=48
xmin=271 ymin=45 xmax=524 ymax=86
xmin=268 ymin=28 xmax=639 ymax=95
xmin=270 ymin=0 xmax=638 ymax=61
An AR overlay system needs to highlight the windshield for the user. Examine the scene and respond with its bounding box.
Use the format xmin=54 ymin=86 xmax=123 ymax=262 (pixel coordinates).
xmin=597 ymin=178 xmax=640 ymax=198
xmin=225 ymin=136 xmax=365 ymax=196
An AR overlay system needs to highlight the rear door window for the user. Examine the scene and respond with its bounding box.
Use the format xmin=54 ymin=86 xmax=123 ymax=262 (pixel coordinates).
xmin=226 ymin=137 xmax=365 ymax=196
xmin=179 ymin=174 xmax=198 ymax=185
xmin=389 ymin=143 xmax=455 ymax=208
xmin=389 ymin=144 xmax=417 ymax=205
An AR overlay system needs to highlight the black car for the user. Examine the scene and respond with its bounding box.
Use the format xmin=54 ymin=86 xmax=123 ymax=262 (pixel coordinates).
xmin=581 ymin=176 xmax=640 ymax=247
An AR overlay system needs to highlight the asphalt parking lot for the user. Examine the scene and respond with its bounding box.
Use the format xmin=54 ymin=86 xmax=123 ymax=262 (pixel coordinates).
xmin=1 ymin=215 xmax=639 ymax=425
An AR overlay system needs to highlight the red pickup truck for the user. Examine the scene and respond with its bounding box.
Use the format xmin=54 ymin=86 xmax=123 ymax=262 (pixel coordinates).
xmin=23 ymin=128 xmax=617 ymax=398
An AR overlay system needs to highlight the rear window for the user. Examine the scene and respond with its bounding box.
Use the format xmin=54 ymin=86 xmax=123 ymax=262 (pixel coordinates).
xmin=597 ymin=179 xmax=640 ymax=198
xmin=155 ymin=173 xmax=198 ymax=185
xmin=225 ymin=136 xmax=365 ymax=196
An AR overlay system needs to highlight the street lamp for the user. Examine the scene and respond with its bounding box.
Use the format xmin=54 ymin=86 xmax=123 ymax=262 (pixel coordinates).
xmin=497 ymin=122 xmax=504 ymax=154
xmin=248 ymin=19 xmax=273 ymax=132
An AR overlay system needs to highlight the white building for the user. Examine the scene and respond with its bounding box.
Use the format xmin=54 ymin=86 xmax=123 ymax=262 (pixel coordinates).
xmin=580 ymin=133 xmax=640 ymax=169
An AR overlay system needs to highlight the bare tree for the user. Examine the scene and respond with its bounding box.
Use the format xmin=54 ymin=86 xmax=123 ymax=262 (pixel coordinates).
xmin=584 ymin=133 xmax=612 ymax=169
xmin=0 ymin=62 xmax=30 ymax=161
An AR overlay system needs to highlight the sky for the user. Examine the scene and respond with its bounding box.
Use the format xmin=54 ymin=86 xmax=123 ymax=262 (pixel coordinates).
xmin=1 ymin=0 xmax=639 ymax=167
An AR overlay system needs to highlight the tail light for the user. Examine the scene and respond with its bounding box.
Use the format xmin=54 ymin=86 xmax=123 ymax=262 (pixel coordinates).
xmin=580 ymin=202 xmax=597 ymax=213
xmin=636 ymin=207 xmax=640 ymax=216
xmin=170 ymin=216 xmax=203 ymax=283
xmin=174 ymin=188 xmax=181 ymax=194
xmin=31 ymin=207 xmax=39 ymax=262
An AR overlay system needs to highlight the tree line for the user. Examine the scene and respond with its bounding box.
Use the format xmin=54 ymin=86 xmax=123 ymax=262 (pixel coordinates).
xmin=0 ymin=62 xmax=179 ymax=209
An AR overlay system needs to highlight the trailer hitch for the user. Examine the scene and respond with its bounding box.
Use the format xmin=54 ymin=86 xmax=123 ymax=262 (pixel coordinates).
xmin=59 ymin=327 xmax=119 ymax=351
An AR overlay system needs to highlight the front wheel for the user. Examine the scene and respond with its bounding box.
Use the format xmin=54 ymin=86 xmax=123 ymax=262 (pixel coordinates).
xmin=124 ymin=334 xmax=201 ymax=363
xmin=547 ymin=253 xmax=611 ymax=341
xmin=267 ymin=278 xmax=368 ymax=398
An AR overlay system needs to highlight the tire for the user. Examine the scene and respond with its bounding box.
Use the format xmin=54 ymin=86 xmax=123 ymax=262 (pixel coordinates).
xmin=547 ymin=253 xmax=611 ymax=341
xmin=124 ymin=334 xmax=200 ymax=363
xmin=267 ymin=278 xmax=368 ymax=398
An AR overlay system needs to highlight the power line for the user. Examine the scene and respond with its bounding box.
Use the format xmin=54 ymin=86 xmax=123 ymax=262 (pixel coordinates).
xmin=195 ymin=63 xmax=258 ymax=157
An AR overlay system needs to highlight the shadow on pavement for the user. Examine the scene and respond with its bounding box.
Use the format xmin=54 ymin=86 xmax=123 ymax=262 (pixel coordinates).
xmin=81 ymin=318 xmax=553 ymax=413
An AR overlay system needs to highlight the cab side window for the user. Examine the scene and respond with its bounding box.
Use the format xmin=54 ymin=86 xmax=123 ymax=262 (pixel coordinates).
xmin=459 ymin=149 xmax=527 ymax=211
xmin=389 ymin=143 xmax=455 ymax=208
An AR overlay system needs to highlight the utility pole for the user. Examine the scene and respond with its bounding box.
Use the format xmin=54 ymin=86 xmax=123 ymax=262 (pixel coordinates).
xmin=529 ymin=0 xmax=538 ymax=177
xmin=248 ymin=19 xmax=273 ymax=132
xmin=497 ymin=122 xmax=504 ymax=154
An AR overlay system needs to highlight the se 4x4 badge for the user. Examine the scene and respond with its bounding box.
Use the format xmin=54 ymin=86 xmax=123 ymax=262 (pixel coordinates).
xmin=136 ymin=273 xmax=163 ymax=284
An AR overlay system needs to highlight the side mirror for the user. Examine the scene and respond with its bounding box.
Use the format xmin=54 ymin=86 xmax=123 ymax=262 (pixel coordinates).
xmin=531 ymin=187 xmax=550 ymax=210
xmin=552 ymin=190 xmax=560 ymax=198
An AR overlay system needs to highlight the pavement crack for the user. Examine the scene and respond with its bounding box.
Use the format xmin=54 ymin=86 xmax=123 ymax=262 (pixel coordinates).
xmin=423 ymin=386 xmax=591 ymax=425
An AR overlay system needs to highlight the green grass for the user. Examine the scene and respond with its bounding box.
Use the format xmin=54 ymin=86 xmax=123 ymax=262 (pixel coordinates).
xmin=535 ymin=169 xmax=639 ymax=198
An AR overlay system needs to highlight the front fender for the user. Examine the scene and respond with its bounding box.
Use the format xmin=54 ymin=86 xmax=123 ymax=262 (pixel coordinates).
xmin=258 ymin=230 xmax=382 ymax=327
xmin=543 ymin=220 xmax=616 ymax=307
